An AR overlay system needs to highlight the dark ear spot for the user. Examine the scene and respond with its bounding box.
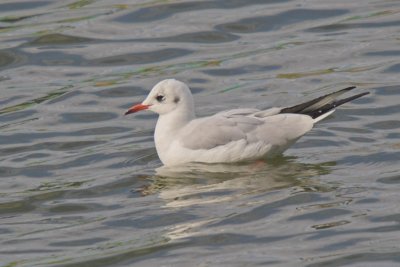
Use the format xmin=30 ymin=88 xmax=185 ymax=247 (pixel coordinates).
xmin=174 ymin=97 xmax=180 ymax=103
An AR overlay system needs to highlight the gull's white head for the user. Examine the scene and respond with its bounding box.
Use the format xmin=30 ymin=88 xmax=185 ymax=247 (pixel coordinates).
xmin=125 ymin=79 xmax=194 ymax=116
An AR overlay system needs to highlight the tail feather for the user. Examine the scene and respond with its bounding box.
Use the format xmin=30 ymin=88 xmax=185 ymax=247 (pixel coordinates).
xmin=280 ymin=86 xmax=369 ymax=121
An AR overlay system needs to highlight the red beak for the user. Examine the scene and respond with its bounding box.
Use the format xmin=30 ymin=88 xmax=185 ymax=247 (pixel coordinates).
xmin=124 ymin=104 xmax=150 ymax=115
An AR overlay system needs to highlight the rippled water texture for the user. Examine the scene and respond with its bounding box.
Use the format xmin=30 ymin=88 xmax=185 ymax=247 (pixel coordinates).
xmin=1 ymin=0 xmax=400 ymax=266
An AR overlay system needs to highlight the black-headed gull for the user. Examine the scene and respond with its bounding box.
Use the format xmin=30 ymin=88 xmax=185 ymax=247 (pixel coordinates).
xmin=125 ymin=79 xmax=369 ymax=166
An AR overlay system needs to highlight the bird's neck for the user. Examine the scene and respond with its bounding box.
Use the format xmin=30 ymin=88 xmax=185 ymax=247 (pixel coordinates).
xmin=154 ymin=106 xmax=195 ymax=162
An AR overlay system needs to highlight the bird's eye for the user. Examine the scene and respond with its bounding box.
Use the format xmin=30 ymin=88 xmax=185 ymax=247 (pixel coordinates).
xmin=156 ymin=95 xmax=165 ymax=102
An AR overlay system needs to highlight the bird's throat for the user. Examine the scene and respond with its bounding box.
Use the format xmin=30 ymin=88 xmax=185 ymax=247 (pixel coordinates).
xmin=154 ymin=108 xmax=195 ymax=163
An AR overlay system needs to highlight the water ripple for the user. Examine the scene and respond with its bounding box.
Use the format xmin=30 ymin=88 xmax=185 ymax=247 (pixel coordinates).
xmin=1 ymin=0 xmax=400 ymax=266
xmin=215 ymin=9 xmax=349 ymax=33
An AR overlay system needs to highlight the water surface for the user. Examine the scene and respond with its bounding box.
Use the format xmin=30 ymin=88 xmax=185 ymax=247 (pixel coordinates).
xmin=1 ymin=0 xmax=400 ymax=266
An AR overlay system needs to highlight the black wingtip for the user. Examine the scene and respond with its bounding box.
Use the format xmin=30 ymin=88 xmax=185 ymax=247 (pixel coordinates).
xmin=307 ymin=91 xmax=370 ymax=119
xmin=337 ymin=91 xmax=369 ymax=105
xmin=280 ymin=86 xmax=358 ymax=115
xmin=331 ymin=86 xmax=357 ymax=95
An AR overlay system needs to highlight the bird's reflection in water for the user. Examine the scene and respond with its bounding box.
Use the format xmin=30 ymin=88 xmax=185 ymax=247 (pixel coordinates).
xmin=138 ymin=157 xmax=336 ymax=207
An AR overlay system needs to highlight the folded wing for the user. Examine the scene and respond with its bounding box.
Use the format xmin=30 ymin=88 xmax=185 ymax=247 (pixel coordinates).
xmin=179 ymin=111 xmax=313 ymax=151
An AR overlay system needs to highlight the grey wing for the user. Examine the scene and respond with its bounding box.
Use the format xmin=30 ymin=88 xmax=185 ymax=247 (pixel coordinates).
xmin=254 ymin=113 xmax=314 ymax=145
xmin=216 ymin=108 xmax=260 ymax=117
xmin=216 ymin=107 xmax=282 ymax=117
xmin=179 ymin=114 xmax=263 ymax=150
